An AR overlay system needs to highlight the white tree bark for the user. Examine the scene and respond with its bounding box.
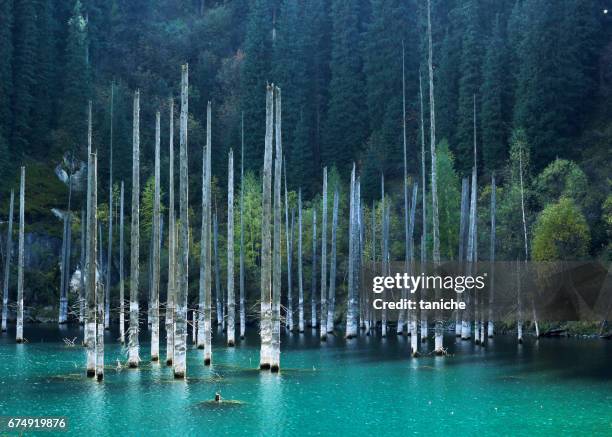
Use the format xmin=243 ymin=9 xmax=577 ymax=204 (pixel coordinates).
xmin=201 ymin=101 xmax=213 ymax=364
xmin=297 ymin=189 xmax=304 ymax=333
xmin=381 ymin=174 xmax=387 ymax=337
xmin=165 ymin=97 xmax=175 ymax=365
xmin=399 ymin=40 xmax=408 ymax=336
xmin=418 ymin=73 xmax=428 ymax=344
xmin=16 ymin=167 xmax=25 ymax=343
xmin=409 ymin=183 xmax=419 ymax=356
xmin=106 ymin=82 xmax=114 ymax=329
xmin=119 ymin=181 xmax=125 ymax=344
xmin=239 ymin=112 xmax=246 ymax=339
xmin=487 ymin=174 xmax=496 ymax=338
xmin=345 ymin=164 xmax=358 ymax=339
xmin=150 ymin=111 xmax=161 ymax=361
xmin=456 ymin=178 xmax=469 ymax=337
xmin=213 ymin=213 xmax=222 ymax=331
xmin=326 ymin=187 xmax=338 ymax=333
xmin=79 ymin=208 xmax=85 ymax=324
xmin=128 ymin=90 xmax=141 ymax=368
xmin=462 ymin=167 xmax=477 ymax=341
xmin=92 ymin=155 xmax=104 ymax=380
xmin=85 ymin=152 xmax=97 ymax=376
xmin=1 ymin=190 xmax=13 ymax=332
xmin=260 ymin=85 xmax=274 ymax=369
xmin=271 ymin=86 xmax=282 ymax=371
xmin=227 ymin=149 xmax=235 ymax=346
xmin=319 ymin=167 xmax=328 ymax=340
xmin=310 ymin=209 xmax=317 ymax=329
xmin=284 ymin=157 xmax=293 ymax=332
xmin=174 ymin=64 xmax=189 ymax=378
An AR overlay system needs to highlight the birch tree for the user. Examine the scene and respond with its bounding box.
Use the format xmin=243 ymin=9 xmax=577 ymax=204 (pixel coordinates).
xmin=174 ymin=64 xmax=189 ymax=378
xmin=150 ymin=111 xmax=161 ymax=361
xmin=345 ymin=164 xmax=358 ymax=339
xmin=2 ymin=190 xmax=14 ymax=332
xmin=326 ymin=187 xmax=338 ymax=333
xmin=311 ymin=209 xmax=317 ymax=329
xmin=239 ymin=113 xmax=246 ymax=339
xmin=200 ymin=101 xmax=213 ymax=364
xmin=16 ymin=167 xmax=25 ymax=343
xmin=227 ymin=149 xmax=235 ymax=346
xmin=409 ymin=183 xmax=420 ymax=357
xmin=456 ymin=178 xmax=469 ymax=337
xmin=85 ymin=152 xmax=97 ymax=376
xmin=284 ymin=158 xmax=293 ymax=332
xmin=381 ymin=174 xmax=388 ymax=337
xmin=260 ymin=84 xmax=273 ymax=369
xmin=319 ymin=167 xmax=328 ymax=340
xmin=128 ymin=90 xmax=141 ymax=368
xmin=93 ymin=155 xmax=104 ymax=380
xmin=80 ymin=208 xmax=85 ymax=324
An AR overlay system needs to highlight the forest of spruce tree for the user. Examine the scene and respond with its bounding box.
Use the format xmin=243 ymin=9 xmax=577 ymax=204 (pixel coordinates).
xmin=0 ymin=0 xmax=610 ymax=310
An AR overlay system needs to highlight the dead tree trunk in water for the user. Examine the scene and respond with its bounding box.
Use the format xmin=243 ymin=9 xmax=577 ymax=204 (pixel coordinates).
xmin=150 ymin=111 xmax=161 ymax=361
xmin=1 ymin=190 xmax=14 ymax=332
xmin=419 ymin=73 xmax=428 ymax=344
xmin=284 ymin=157 xmax=293 ymax=332
xmin=345 ymin=164 xmax=358 ymax=339
xmin=310 ymin=209 xmax=317 ymax=329
xmin=456 ymin=177 xmax=469 ymax=337
xmin=93 ymin=155 xmax=105 ymax=380
xmin=326 ymin=187 xmax=338 ymax=334
xmin=128 ymin=90 xmax=141 ymax=368
xmin=119 ymin=182 xmax=125 ymax=344
xmin=409 ymin=183 xmax=420 ymax=356
xmin=80 ymin=208 xmax=86 ymax=324
xmin=381 ymin=174 xmax=388 ymax=337
xmin=260 ymin=85 xmax=273 ymax=369
xmin=271 ymin=86 xmax=282 ymax=371
xmin=165 ymin=97 xmax=175 ymax=364
xmin=297 ymin=189 xmax=304 ymax=333
xmin=227 ymin=149 xmax=235 ymax=346
xmin=85 ymin=152 xmax=97 ymax=376
xmin=16 ymin=167 xmax=25 ymax=343
xmin=174 ymin=64 xmax=189 ymax=378
xmin=213 ymin=211 xmax=222 ymax=331
xmin=487 ymin=174 xmax=496 ymax=338
xmin=239 ymin=113 xmax=246 ymax=339
xmin=106 ymin=82 xmax=114 ymax=330
xmin=399 ymin=40 xmax=409 ymax=336
xmin=319 ymin=167 xmax=328 ymax=340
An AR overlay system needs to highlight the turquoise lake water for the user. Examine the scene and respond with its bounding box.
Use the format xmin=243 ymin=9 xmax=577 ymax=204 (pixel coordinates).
xmin=0 ymin=325 xmax=610 ymax=436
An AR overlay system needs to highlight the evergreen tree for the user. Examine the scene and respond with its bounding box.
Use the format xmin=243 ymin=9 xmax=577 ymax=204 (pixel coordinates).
xmin=11 ymin=0 xmax=37 ymax=158
xmin=61 ymin=0 xmax=90 ymax=156
xmin=455 ymin=0 xmax=483 ymax=174
xmin=0 ymin=0 xmax=13 ymax=141
xmin=241 ymin=0 xmax=272 ymax=172
xmin=480 ymin=15 xmax=508 ymax=175
xmin=436 ymin=29 xmax=460 ymax=148
xmin=323 ymin=0 xmax=368 ymax=171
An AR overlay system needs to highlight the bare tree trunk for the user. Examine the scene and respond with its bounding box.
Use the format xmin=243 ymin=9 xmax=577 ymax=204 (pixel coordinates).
xmin=319 ymin=167 xmax=328 ymax=340
xmin=239 ymin=112 xmax=246 ymax=339
xmin=201 ymin=101 xmax=213 ymax=364
xmin=298 ymin=189 xmax=304 ymax=333
xmin=345 ymin=164 xmax=358 ymax=339
xmin=326 ymin=187 xmax=338 ymax=333
xmin=213 ymin=212 xmax=222 ymax=331
xmin=106 ymin=82 xmax=114 ymax=330
xmin=471 ymin=95 xmax=481 ymax=346
xmin=85 ymin=152 xmax=97 ymax=376
xmin=128 ymin=90 xmax=141 ymax=368
xmin=310 ymin=209 xmax=317 ymax=329
xmin=59 ymin=212 xmax=68 ymax=324
xmin=174 ymin=64 xmax=189 ymax=378
xmin=518 ymin=146 xmax=530 ymax=342
xmin=367 ymin=202 xmax=376 ymax=335
xmin=409 ymin=183 xmax=420 ymax=356
xmin=119 ymin=182 xmax=125 ymax=344
xmin=419 ymin=73 xmax=428 ymax=343
xmin=1 ymin=190 xmax=14 ymax=331
xmin=93 ymin=155 xmax=104 ymax=380
xmin=284 ymin=157 xmax=293 ymax=332
xmin=227 ymin=149 xmax=235 ymax=346
xmin=399 ymin=40 xmax=409 ymax=336
xmin=150 ymin=111 xmax=161 ymax=361
xmin=488 ymin=174 xmax=496 ymax=338
xmin=456 ymin=178 xmax=469 ymax=337
xmin=16 ymin=167 xmax=25 ymax=343
xmin=381 ymin=174 xmax=387 ymax=337
xmin=271 ymin=86 xmax=282 ymax=371
xmin=80 ymin=208 xmax=86 ymax=324
xmin=463 ymin=166 xmax=477 ymax=341
xmin=260 ymin=84 xmax=273 ymax=369
xmin=165 ymin=98 xmax=175 ymax=364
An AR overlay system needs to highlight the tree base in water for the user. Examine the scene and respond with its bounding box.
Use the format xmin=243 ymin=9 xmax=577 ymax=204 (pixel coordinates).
xmin=228 ymin=340 xmax=235 ymax=347
xmin=86 ymin=369 xmax=95 ymax=377
xmin=16 ymin=338 xmax=23 ymax=344
xmin=412 ymin=351 xmax=420 ymax=358
xmin=197 ymin=345 xmax=204 ymax=350
xmin=518 ymin=338 xmax=523 ymax=344
xmin=270 ymin=365 xmax=279 ymax=373
xmin=166 ymin=359 xmax=173 ymax=366
xmin=461 ymin=336 xmax=471 ymax=341
xmin=173 ymin=371 xmax=185 ymax=379
xmin=96 ymin=373 xmax=104 ymax=381
xmin=474 ymin=339 xmax=480 ymax=345
xmin=320 ymin=335 xmax=327 ymax=341
xmin=204 ymin=358 xmax=211 ymax=366
xmin=260 ymin=363 xmax=270 ymax=370
xmin=151 ymin=356 xmax=159 ymax=361
xmin=421 ymin=338 xmax=427 ymax=343
xmin=434 ymin=349 xmax=446 ymax=356
xmin=128 ymin=362 xmax=139 ymax=368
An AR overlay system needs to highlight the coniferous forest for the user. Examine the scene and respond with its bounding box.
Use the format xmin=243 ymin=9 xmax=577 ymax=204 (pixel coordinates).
xmin=0 ymin=1 xmax=611 ymax=434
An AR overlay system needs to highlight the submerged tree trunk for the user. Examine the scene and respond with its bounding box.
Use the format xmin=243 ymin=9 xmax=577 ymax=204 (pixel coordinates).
xmin=128 ymin=90 xmax=141 ymax=368
xmin=1 ymin=190 xmax=14 ymax=332
xmin=271 ymin=86 xmax=282 ymax=371
xmin=80 ymin=208 xmax=86 ymax=324
xmin=488 ymin=174 xmax=496 ymax=338
xmin=150 ymin=111 xmax=161 ymax=361
xmin=381 ymin=174 xmax=387 ymax=337
xmin=463 ymin=166 xmax=477 ymax=341
xmin=85 ymin=152 xmax=97 ymax=376
xmin=16 ymin=167 xmax=25 ymax=343
xmin=326 ymin=187 xmax=339 ymax=333
xmin=310 ymin=209 xmax=317 ymax=329
xmin=119 ymin=182 xmax=125 ymax=344
xmin=59 ymin=212 xmax=68 ymax=323
xmin=409 ymin=183 xmax=419 ymax=356
xmin=106 ymin=82 xmax=114 ymax=330
xmin=93 ymin=156 xmax=104 ymax=380
xmin=200 ymin=101 xmax=213 ymax=364
xmin=456 ymin=178 xmax=469 ymax=337
xmin=284 ymin=158 xmax=293 ymax=332
xmin=399 ymin=40 xmax=409 ymax=336
xmin=239 ymin=113 xmax=246 ymax=339
xmin=260 ymin=85 xmax=274 ymax=369
xmin=298 ymin=189 xmax=304 ymax=333
xmin=174 ymin=65 xmax=189 ymax=378
xmin=345 ymin=164 xmax=358 ymax=339
xmin=518 ymin=146 xmax=528 ymax=343
xmin=165 ymin=97 xmax=175 ymax=365
xmin=213 ymin=212 xmax=222 ymax=331
xmin=319 ymin=167 xmax=328 ymax=340
xmin=227 ymin=149 xmax=235 ymax=346
xmin=419 ymin=73 xmax=428 ymax=344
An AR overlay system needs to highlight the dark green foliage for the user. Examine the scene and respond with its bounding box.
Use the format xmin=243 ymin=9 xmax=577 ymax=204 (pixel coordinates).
xmin=0 ymin=0 xmax=13 ymax=141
